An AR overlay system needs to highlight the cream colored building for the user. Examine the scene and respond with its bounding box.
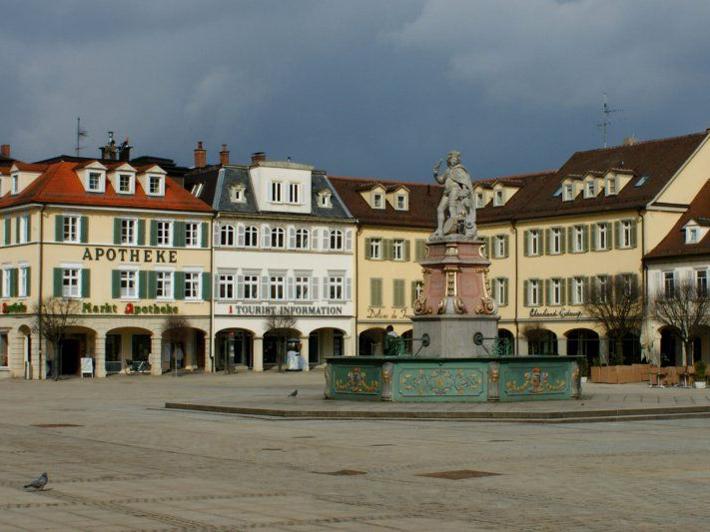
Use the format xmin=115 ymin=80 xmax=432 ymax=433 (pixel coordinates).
xmin=0 ymin=157 xmax=213 ymax=379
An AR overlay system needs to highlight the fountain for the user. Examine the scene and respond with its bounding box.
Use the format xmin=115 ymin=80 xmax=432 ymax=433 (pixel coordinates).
xmin=325 ymin=151 xmax=582 ymax=402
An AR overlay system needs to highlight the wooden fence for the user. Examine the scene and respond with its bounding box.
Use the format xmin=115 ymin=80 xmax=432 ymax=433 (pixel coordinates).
xmin=591 ymin=365 xmax=708 ymax=385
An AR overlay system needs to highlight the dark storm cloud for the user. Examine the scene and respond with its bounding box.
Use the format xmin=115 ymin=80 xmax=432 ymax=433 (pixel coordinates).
xmin=1 ymin=0 xmax=710 ymax=181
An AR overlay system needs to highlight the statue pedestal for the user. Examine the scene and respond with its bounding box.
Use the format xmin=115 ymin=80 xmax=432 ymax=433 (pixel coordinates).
xmin=412 ymin=235 xmax=499 ymax=357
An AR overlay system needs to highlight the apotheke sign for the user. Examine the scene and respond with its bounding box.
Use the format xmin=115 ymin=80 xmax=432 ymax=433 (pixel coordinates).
xmin=82 ymin=302 xmax=179 ymax=315
xmin=82 ymin=247 xmax=178 ymax=264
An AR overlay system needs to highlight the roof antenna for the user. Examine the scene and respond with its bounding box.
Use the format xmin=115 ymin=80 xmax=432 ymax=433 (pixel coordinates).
xmin=75 ymin=117 xmax=88 ymax=156
xmin=596 ymin=93 xmax=621 ymax=148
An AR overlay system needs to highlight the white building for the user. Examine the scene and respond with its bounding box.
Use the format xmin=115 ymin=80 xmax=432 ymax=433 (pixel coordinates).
xmin=645 ymin=179 xmax=710 ymax=366
xmin=185 ymin=152 xmax=356 ymax=371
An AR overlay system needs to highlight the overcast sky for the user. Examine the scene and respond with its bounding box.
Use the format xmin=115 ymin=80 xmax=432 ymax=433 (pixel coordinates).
xmin=2 ymin=0 xmax=710 ymax=181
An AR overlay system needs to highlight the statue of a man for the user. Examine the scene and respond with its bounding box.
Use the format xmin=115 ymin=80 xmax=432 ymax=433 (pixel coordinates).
xmin=433 ymin=150 xmax=476 ymax=238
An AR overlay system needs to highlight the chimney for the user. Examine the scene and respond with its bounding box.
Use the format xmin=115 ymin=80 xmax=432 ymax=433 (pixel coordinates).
xmin=0 ymin=144 xmax=10 ymax=158
xmin=194 ymin=141 xmax=207 ymax=168
xmin=118 ymin=137 xmax=132 ymax=162
xmin=219 ymin=144 xmax=230 ymax=166
xmin=251 ymin=151 xmax=266 ymax=164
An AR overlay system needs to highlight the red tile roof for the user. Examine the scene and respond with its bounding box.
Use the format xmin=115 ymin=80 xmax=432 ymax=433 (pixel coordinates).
xmin=645 ymin=179 xmax=710 ymax=260
xmin=0 ymin=161 xmax=211 ymax=212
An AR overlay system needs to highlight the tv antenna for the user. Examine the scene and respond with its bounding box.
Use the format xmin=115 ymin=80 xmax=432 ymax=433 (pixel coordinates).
xmin=597 ymin=93 xmax=620 ymax=148
xmin=75 ymin=117 xmax=88 ymax=156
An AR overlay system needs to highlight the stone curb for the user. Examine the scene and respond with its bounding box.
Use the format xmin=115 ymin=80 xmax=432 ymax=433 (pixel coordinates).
xmin=164 ymin=402 xmax=710 ymax=423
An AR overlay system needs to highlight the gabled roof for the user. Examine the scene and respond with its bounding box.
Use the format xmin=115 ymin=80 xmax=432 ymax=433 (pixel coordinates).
xmin=645 ymin=179 xmax=710 ymax=260
xmin=0 ymin=161 xmax=211 ymax=212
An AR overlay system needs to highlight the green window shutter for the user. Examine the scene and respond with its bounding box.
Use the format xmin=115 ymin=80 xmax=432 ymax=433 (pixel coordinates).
xmin=613 ymin=221 xmax=621 ymax=249
xmin=582 ymin=225 xmax=589 ymax=252
xmin=15 ymin=217 xmax=20 ymax=244
xmin=545 ymin=228 xmax=551 ymax=254
xmin=415 ymin=239 xmax=426 ymax=261
xmin=24 ymin=215 xmax=30 ymax=242
xmin=567 ymin=278 xmax=573 ymax=305
xmin=544 ymin=279 xmax=551 ymax=305
xmin=558 ymin=229 xmax=565 ymax=254
xmin=591 ymin=225 xmax=598 ymax=251
xmin=503 ymin=235 xmax=509 ymax=258
xmin=630 ymin=220 xmax=638 ymax=248
xmin=393 ymin=279 xmax=405 ymax=307
xmin=202 ymin=272 xmax=212 ymax=301
xmin=150 ymin=221 xmax=158 ymax=246
xmin=114 ymin=218 xmax=122 ymax=245
xmin=81 ymin=269 xmax=90 ymax=298
xmin=54 ymin=268 xmax=63 ymax=297
xmin=539 ymin=231 xmax=545 ymax=256
xmin=483 ymin=236 xmax=490 ymax=258
xmin=503 ymin=278 xmax=509 ymax=306
xmin=371 ymin=278 xmax=382 ymax=307
xmin=201 ymin=222 xmax=209 ymax=248
xmin=523 ymin=280 xmax=529 ymax=307
xmin=174 ymin=272 xmax=185 ymax=300
xmin=560 ymin=278 xmax=567 ymax=305
xmin=138 ymin=271 xmax=147 ymax=299
xmin=80 ymin=216 xmax=88 ymax=243
xmin=25 ymin=267 xmax=31 ymax=296
xmin=137 ymin=219 xmax=146 ymax=246
xmin=523 ymin=230 xmax=530 ymax=257
xmin=604 ymin=222 xmax=612 ymax=250
xmin=54 ymin=215 xmax=64 ymax=242
xmin=364 ymin=238 xmax=372 ymax=259
xmin=630 ymin=273 xmax=640 ymax=298
xmin=10 ymin=268 xmax=18 ymax=297
xmin=173 ymin=221 xmax=186 ymax=247
xmin=112 ymin=270 xmax=121 ymax=299
xmin=148 ymin=271 xmax=157 ymax=299
xmin=404 ymin=239 xmax=411 ymax=261
xmin=384 ymin=239 xmax=393 ymax=260
xmin=411 ymin=281 xmax=418 ymax=305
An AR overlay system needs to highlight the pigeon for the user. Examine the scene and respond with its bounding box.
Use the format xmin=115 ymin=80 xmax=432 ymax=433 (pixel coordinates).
xmin=24 ymin=472 xmax=48 ymax=490
xmin=288 ymin=389 xmax=298 ymax=397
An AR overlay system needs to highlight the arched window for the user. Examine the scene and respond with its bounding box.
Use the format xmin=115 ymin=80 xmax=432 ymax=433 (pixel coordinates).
xmin=271 ymin=227 xmax=285 ymax=248
xmin=330 ymin=229 xmax=343 ymax=250
xmin=295 ymin=228 xmax=310 ymax=249
xmin=220 ymin=225 xmax=235 ymax=246
xmin=244 ymin=226 xmax=258 ymax=247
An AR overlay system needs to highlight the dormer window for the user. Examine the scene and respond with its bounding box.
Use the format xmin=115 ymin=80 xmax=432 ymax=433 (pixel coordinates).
xmin=270 ymin=181 xmax=283 ymax=203
xmin=318 ymin=190 xmax=332 ymax=208
xmin=584 ymin=180 xmax=596 ymax=198
xmin=88 ymin=171 xmax=104 ymax=192
xmin=395 ymin=193 xmax=408 ymax=210
xmin=493 ymin=189 xmax=505 ymax=206
xmin=287 ymin=182 xmax=301 ymax=204
xmin=476 ymin=192 xmax=485 ymax=208
xmin=562 ymin=183 xmax=575 ymax=201
xmin=191 ymin=183 xmax=204 ymax=198
xmin=606 ymin=176 xmax=618 ymax=196
xmin=373 ymin=192 xmax=384 ymax=209
xmin=686 ymin=227 xmax=699 ymax=244
xmin=117 ymin=174 xmax=134 ymax=194
xmin=11 ymin=173 xmax=18 ymax=195
xmin=147 ymin=175 xmax=164 ymax=196
xmin=230 ymin=184 xmax=246 ymax=203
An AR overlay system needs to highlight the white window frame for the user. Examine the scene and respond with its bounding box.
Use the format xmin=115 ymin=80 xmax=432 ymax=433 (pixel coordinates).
xmin=156 ymin=221 xmax=173 ymax=247
xmin=230 ymin=184 xmax=246 ymax=203
xmin=606 ymin=176 xmax=617 ymax=195
xmin=494 ymin=189 xmax=505 ymax=206
xmin=392 ymin=239 xmax=405 ymax=261
xmin=621 ymin=220 xmax=632 ymax=248
xmin=11 ymin=174 xmax=19 ymax=194
xmin=395 ymin=194 xmax=407 ymax=210
xmin=318 ymin=191 xmax=332 ymax=208
xmin=185 ymin=221 xmax=200 ymax=248
xmin=584 ymin=180 xmax=595 ymax=198
xmin=63 ymin=215 xmax=80 ymax=243
xmin=295 ymin=228 xmax=310 ymax=249
xmin=1 ymin=267 xmax=11 ymax=297
xmin=117 ymin=173 xmax=134 ymax=194
xmin=686 ymin=227 xmax=699 ymax=244
xmin=218 ymin=272 xmax=235 ymax=300
xmin=550 ymin=279 xmax=562 ymax=305
xmin=563 ymin=183 xmax=574 ymax=201
xmin=529 ymin=280 xmax=540 ymax=307
xmin=287 ymin=182 xmax=301 ymax=204
xmin=119 ymin=269 xmax=138 ymax=299
xmin=574 ymin=226 xmax=584 ymax=252
xmin=244 ymin=225 xmax=259 ymax=247
xmin=220 ymin=225 xmax=235 ymax=247
xmin=271 ymin=227 xmax=285 ymax=248
xmin=270 ymin=181 xmax=283 ymax=203
xmin=295 ymin=275 xmax=310 ymax=300
xmin=328 ymin=275 xmax=344 ymax=301
xmin=121 ymin=218 xmax=138 ymax=246
xmin=664 ymin=271 xmax=675 ymax=298
xmin=269 ymin=275 xmax=285 ymax=300
xmin=18 ymin=265 xmax=29 ymax=297
xmin=184 ymin=271 xmax=202 ymax=301
xmin=697 ymin=269 xmax=708 ymax=296
xmin=243 ymin=274 xmax=259 ymax=300
xmin=597 ymin=275 xmax=609 ymax=303
xmin=550 ymin=228 xmax=562 ymax=255
xmin=147 ymin=175 xmax=164 ymax=196
xmin=475 ymin=192 xmax=485 ymax=208
xmin=329 ymin=229 xmax=344 ymax=251
xmin=572 ymin=277 xmax=585 ymax=305
xmin=494 ymin=235 xmax=506 ymax=258
xmin=372 ymin=193 xmax=384 ymax=209
xmin=88 ymin=171 xmax=104 ymax=192
xmin=156 ymin=270 xmax=174 ymax=300
xmin=369 ymin=238 xmax=382 ymax=259
xmin=494 ymin=278 xmax=506 ymax=305
xmin=18 ymin=216 xmax=28 ymax=244
xmin=597 ymin=223 xmax=607 ymax=250
xmin=529 ymin=230 xmax=540 ymax=256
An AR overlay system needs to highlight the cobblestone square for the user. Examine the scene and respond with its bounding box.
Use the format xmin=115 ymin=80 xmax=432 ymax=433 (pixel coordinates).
xmin=1 ymin=372 xmax=709 ymax=531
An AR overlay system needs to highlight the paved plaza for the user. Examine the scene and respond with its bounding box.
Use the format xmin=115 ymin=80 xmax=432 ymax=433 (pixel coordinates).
xmin=0 ymin=371 xmax=709 ymax=531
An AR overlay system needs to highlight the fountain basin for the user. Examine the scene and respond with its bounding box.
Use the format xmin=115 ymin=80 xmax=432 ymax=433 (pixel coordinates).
xmin=325 ymin=356 xmax=582 ymax=402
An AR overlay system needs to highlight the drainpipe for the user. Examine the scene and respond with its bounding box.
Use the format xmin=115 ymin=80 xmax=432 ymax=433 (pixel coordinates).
xmin=38 ymin=204 xmax=45 ymax=379
xmin=210 ymin=213 xmax=217 ymax=373
xmin=512 ymin=220 xmax=519 ymax=355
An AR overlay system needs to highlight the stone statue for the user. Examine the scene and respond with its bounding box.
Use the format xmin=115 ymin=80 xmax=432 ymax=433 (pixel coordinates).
xmin=433 ymin=150 xmax=476 ymax=238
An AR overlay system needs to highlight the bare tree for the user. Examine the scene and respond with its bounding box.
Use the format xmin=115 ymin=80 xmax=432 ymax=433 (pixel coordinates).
xmin=33 ymin=297 xmax=81 ymax=380
xmin=163 ymin=316 xmax=191 ymax=374
xmin=264 ymin=311 xmax=296 ymax=372
xmin=584 ymin=275 xmax=643 ymax=365
xmin=652 ymin=278 xmax=710 ymax=368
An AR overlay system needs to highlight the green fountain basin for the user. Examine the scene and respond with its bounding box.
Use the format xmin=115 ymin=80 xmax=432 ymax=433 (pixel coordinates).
xmin=325 ymin=356 xmax=582 ymax=402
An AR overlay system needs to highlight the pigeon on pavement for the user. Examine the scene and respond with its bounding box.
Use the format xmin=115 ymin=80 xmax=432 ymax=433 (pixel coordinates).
xmin=288 ymin=389 xmax=298 ymax=397
xmin=24 ymin=472 xmax=48 ymax=490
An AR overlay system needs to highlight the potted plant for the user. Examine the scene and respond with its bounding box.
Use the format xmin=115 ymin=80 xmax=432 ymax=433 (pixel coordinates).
xmin=694 ymin=360 xmax=707 ymax=389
